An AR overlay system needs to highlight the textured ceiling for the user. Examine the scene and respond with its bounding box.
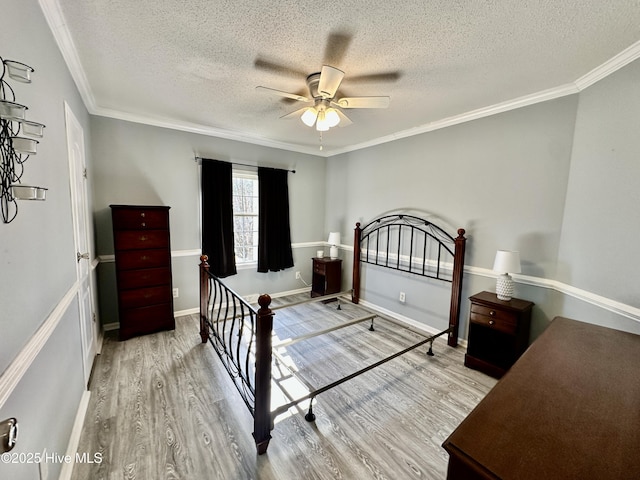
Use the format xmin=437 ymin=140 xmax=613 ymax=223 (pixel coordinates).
xmin=44 ymin=0 xmax=640 ymax=156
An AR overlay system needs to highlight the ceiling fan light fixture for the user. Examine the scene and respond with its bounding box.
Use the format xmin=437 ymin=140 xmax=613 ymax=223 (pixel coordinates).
xmin=259 ymin=63 xmax=391 ymax=134
xmin=301 ymin=107 xmax=318 ymax=127
xmin=316 ymin=110 xmax=330 ymax=131
xmin=325 ymin=108 xmax=340 ymax=128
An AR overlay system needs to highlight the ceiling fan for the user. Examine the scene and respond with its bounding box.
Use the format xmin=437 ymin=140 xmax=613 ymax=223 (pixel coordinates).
xmin=256 ymin=65 xmax=390 ymax=131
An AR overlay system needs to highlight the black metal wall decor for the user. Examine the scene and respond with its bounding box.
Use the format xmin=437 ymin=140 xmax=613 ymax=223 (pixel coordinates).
xmin=0 ymin=56 xmax=46 ymax=223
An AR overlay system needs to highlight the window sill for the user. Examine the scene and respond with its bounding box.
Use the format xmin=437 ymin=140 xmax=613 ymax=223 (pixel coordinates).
xmin=236 ymin=262 xmax=257 ymax=271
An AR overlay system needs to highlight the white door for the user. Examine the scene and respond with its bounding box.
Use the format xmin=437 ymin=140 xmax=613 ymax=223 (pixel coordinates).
xmin=65 ymin=102 xmax=97 ymax=387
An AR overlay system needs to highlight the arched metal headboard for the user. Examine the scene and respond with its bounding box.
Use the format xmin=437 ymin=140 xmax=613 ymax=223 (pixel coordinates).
xmin=352 ymin=214 xmax=466 ymax=347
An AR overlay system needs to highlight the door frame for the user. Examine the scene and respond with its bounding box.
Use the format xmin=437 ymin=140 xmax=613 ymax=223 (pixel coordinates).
xmin=64 ymin=102 xmax=98 ymax=387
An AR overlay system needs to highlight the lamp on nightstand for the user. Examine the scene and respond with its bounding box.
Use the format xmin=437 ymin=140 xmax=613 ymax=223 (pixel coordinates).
xmin=493 ymin=250 xmax=521 ymax=301
xmin=328 ymin=232 xmax=341 ymax=259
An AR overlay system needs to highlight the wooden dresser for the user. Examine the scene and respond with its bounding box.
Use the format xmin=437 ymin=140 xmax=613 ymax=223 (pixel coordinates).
xmin=110 ymin=205 xmax=175 ymax=340
xmin=443 ymin=317 xmax=640 ymax=479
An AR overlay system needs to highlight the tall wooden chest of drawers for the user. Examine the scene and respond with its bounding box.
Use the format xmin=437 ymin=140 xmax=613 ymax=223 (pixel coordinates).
xmin=110 ymin=205 xmax=175 ymax=340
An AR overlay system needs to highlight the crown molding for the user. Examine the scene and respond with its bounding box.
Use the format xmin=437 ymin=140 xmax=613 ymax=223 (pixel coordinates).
xmin=574 ymin=39 xmax=640 ymax=90
xmin=38 ymin=0 xmax=96 ymax=112
xmin=91 ymin=107 xmax=325 ymax=157
xmin=39 ymin=1 xmax=640 ymax=158
xmin=328 ymin=83 xmax=581 ymax=156
xmin=38 ymin=1 xmax=323 ymax=157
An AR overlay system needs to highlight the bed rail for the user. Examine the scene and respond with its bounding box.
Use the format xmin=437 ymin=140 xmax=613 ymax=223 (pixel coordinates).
xmin=199 ymin=255 xmax=273 ymax=454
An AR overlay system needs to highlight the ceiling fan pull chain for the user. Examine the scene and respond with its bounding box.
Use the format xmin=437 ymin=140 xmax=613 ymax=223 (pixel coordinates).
xmin=319 ymin=132 xmax=323 ymax=151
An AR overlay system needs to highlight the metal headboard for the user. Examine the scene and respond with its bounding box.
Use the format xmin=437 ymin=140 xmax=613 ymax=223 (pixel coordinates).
xmin=352 ymin=214 xmax=466 ymax=346
xmin=358 ymin=214 xmax=456 ymax=281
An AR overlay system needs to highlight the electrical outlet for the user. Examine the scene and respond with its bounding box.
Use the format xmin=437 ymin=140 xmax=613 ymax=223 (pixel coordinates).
xmin=295 ymin=271 xmax=301 ymax=280
xmin=173 ymin=288 xmax=179 ymax=298
xmin=399 ymin=292 xmax=406 ymax=303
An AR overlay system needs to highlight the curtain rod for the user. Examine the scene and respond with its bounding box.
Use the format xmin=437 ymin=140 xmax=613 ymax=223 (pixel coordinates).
xmin=194 ymin=157 xmax=295 ymax=173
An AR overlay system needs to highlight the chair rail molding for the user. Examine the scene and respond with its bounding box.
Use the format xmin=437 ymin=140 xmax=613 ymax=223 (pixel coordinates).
xmin=0 ymin=283 xmax=78 ymax=408
xmin=466 ymin=265 xmax=640 ymax=324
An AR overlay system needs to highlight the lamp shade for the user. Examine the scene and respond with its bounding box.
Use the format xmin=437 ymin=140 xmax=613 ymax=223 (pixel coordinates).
xmin=316 ymin=110 xmax=330 ymax=131
xmin=327 ymin=232 xmax=341 ymax=246
xmin=325 ymin=108 xmax=340 ymax=127
xmin=301 ymin=107 xmax=318 ymax=127
xmin=493 ymin=250 xmax=521 ymax=273
xmin=328 ymin=232 xmax=340 ymax=259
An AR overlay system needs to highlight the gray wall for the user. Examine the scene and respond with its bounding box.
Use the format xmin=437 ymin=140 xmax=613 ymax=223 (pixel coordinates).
xmin=0 ymin=0 xmax=91 ymax=478
xmin=90 ymin=117 xmax=326 ymax=324
xmin=326 ymin=96 xmax=578 ymax=276
xmin=326 ymin=95 xmax=577 ymax=338
xmin=557 ymin=59 xmax=640 ymax=307
xmin=326 ymin=60 xmax=640 ymax=341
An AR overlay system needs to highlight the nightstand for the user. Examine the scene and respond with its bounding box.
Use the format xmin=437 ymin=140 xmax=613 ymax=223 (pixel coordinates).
xmin=311 ymin=257 xmax=342 ymax=297
xmin=465 ymin=291 xmax=534 ymax=378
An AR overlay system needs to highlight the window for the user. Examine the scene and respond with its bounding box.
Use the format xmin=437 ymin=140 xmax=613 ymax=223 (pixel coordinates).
xmin=232 ymin=171 xmax=259 ymax=264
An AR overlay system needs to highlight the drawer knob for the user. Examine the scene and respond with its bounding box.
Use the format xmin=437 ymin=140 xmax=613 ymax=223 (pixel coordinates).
xmin=141 ymin=212 xmax=146 ymax=218
xmin=489 ymin=319 xmax=495 ymax=326
xmin=141 ymin=222 xmax=146 ymax=227
xmin=489 ymin=310 xmax=496 ymax=316
xmin=140 ymin=236 xmax=147 ymax=241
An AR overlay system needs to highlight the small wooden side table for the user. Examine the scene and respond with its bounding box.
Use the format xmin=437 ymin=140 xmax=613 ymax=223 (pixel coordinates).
xmin=311 ymin=257 xmax=342 ymax=297
xmin=464 ymin=291 xmax=534 ymax=378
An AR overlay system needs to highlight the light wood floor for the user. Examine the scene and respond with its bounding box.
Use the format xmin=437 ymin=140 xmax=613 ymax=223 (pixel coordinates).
xmin=71 ymin=295 xmax=496 ymax=480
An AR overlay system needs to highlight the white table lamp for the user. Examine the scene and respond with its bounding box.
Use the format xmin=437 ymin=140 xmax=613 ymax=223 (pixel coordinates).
xmin=328 ymin=232 xmax=341 ymax=259
xmin=493 ymin=250 xmax=521 ymax=301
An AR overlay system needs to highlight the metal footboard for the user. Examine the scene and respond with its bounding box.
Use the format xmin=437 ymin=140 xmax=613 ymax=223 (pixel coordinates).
xmin=199 ymin=256 xmax=273 ymax=454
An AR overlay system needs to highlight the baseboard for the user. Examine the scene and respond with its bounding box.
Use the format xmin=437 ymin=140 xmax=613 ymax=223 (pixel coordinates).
xmin=358 ymin=298 xmax=467 ymax=348
xmin=103 ymin=305 xmax=250 ymax=331
xmin=175 ymin=307 xmax=199 ymax=317
xmin=95 ymin=328 xmax=104 ymax=355
xmin=244 ymin=287 xmax=311 ymax=304
xmin=103 ymin=322 xmax=119 ymax=332
xmin=57 ymin=389 xmax=91 ymax=480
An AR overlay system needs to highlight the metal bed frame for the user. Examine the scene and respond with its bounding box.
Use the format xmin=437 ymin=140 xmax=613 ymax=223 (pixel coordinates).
xmin=199 ymin=213 xmax=466 ymax=454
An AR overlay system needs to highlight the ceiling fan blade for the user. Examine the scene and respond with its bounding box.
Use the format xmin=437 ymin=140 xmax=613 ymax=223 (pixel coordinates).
xmin=318 ymin=65 xmax=345 ymax=98
xmin=336 ymin=96 xmax=390 ymax=109
xmin=280 ymin=107 xmax=308 ymax=119
xmin=253 ymin=57 xmax=307 ymax=78
xmin=256 ymin=86 xmax=309 ymax=102
xmin=335 ymin=109 xmax=353 ymax=127
xmin=323 ymin=30 xmax=353 ymax=66
xmin=346 ymin=71 xmax=402 ymax=83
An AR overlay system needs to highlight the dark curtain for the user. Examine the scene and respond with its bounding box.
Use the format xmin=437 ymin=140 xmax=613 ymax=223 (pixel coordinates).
xmin=257 ymin=167 xmax=294 ymax=273
xmin=201 ymin=159 xmax=237 ymax=277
